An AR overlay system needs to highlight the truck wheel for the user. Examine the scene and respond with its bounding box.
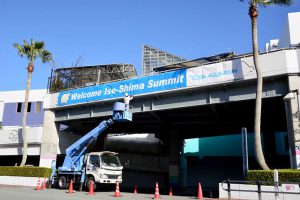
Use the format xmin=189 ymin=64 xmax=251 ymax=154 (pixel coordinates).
xmin=87 ymin=176 xmax=97 ymax=191
xmin=46 ymin=180 xmax=52 ymax=189
xmin=58 ymin=176 xmax=67 ymax=189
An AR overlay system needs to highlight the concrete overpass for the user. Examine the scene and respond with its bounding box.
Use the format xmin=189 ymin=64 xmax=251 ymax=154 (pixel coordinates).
xmin=53 ymin=77 xmax=287 ymax=137
xmin=44 ymin=48 xmax=299 ymax=135
xmin=40 ymin=47 xmax=300 ymax=190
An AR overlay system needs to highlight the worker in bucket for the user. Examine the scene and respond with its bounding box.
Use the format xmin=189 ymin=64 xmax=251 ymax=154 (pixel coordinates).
xmin=124 ymin=93 xmax=133 ymax=110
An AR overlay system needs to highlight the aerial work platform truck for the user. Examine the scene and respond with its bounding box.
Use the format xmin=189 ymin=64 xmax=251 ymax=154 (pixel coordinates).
xmin=48 ymin=102 xmax=132 ymax=191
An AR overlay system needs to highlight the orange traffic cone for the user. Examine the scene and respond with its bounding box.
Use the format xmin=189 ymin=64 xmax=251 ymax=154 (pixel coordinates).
xmin=35 ymin=177 xmax=42 ymax=190
xmin=42 ymin=177 xmax=47 ymax=189
xmin=114 ymin=182 xmax=121 ymax=197
xmin=169 ymin=186 xmax=173 ymax=197
xmin=68 ymin=179 xmax=74 ymax=194
xmin=197 ymin=182 xmax=203 ymax=199
xmin=134 ymin=185 xmax=138 ymax=194
xmin=153 ymin=182 xmax=160 ymax=199
xmin=87 ymin=180 xmax=95 ymax=195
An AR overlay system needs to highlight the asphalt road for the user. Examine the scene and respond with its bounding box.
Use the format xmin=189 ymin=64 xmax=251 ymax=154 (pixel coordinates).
xmin=0 ymin=186 xmax=226 ymax=200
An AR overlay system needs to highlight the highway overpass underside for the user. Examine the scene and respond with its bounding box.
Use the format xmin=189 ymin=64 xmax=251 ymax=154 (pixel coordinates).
xmin=55 ymin=77 xmax=288 ymax=138
xmin=58 ymin=96 xmax=286 ymax=139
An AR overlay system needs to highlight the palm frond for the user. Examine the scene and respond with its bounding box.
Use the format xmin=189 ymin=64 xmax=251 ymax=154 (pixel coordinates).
xmin=34 ymin=41 xmax=45 ymax=50
xmin=271 ymin=0 xmax=293 ymax=5
xmin=41 ymin=50 xmax=53 ymax=63
xmin=13 ymin=43 xmax=25 ymax=57
xmin=23 ymin=44 xmax=32 ymax=54
xmin=256 ymin=0 xmax=293 ymax=6
xmin=241 ymin=0 xmax=293 ymax=6
xmin=30 ymin=38 xmax=35 ymax=47
xmin=13 ymin=39 xmax=53 ymax=64
xmin=23 ymin=39 xmax=29 ymax=46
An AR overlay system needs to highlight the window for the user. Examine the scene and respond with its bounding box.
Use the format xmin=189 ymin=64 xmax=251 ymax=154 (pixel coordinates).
xmin=100 ymin=153 xmax=121 ymax=167
xmin=17 ymin=103 xmax=22 ymax=113
xmin=36 ymin=102 xmax=42 ymax=113
xmin=27 ymin=102 xmax=31 ymax=112
xmin=89 ymin=155 xmax=100 ymax=167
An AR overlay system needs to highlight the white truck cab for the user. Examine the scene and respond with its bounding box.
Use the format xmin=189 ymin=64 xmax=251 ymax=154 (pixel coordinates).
xmin=85 ymin=151 xmax=123 ymax=190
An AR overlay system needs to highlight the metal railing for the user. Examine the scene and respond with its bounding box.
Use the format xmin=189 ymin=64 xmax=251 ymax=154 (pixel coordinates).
xmin=221 ymin=179 xmax=300 ymax=200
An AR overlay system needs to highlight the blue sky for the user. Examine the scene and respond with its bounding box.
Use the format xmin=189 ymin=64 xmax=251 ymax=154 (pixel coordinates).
xmin=0 ymin=0 xmax=299 ymax=91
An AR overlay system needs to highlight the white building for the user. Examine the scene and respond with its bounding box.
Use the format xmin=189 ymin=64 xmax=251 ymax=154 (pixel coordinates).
xmin=0 ymin=89 xmax=46 ymax=165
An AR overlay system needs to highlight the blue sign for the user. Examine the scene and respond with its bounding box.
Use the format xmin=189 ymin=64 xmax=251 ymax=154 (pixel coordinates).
xmin=57 ymin=69 xmax=187 ymax=106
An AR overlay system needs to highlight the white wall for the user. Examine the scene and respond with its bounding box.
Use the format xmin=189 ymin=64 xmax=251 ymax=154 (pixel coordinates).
xmin=278 ymin=12 xmax=300 ymax=48
xmin=43 ymin=92 xmax=58 ymax=109
xmin=0 ymin=146 xmax=40 ymax=156
xmin=0 ymin=89 xmax=47 ymax=103
xmin=0 ymin=101 xmax=4 ymax=122
xmin=0 ymin=127 xmax=43 ymax=156
xmin=0 ymin=127 xmax=43 ymax=145
xmin=0 ymin=89 xmax=47 ymax=158
xmin=288 ymin=12 xmax=300 ymax=46
xmin=0 ymin=176 xmax=47 ymax=187
xmin=240 ymin=49 xmax=299 ymax=81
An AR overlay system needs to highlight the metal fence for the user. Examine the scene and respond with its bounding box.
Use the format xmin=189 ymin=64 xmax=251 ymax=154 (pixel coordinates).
xmin=221 ymin=179 xmax=300 ymax=200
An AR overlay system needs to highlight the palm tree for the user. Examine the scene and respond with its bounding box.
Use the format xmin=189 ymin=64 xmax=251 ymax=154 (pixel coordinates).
xmin=241 ymin=0 xmax=292 ymax=170
xmin=13 ymin=39 xmax=53 ymax=166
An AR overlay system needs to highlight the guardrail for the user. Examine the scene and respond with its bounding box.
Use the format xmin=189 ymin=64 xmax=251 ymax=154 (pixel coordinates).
xmin=221 ymin=179 xmax=300 ymax=200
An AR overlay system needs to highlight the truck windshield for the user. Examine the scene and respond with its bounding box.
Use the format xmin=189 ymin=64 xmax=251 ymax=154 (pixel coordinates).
xmin=100 ymin=154 xmax=121 ymax=167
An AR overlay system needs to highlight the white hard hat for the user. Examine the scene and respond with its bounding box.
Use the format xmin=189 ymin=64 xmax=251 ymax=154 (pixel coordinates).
xmin=125 ymin=93 xmax=128 ymax=96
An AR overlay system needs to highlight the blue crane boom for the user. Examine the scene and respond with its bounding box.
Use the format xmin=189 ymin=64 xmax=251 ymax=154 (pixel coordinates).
xmin=59 ymin=119 xmax=114 ymax=171
xmin=59 ymin=102 xmax=132 ymax=172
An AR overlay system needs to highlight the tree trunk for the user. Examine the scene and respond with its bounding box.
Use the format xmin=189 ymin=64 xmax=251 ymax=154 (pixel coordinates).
xmin=250 ymin=3 xmax=270 ymax=170
xmin=20 ymin=67 xmax=33 ymax=166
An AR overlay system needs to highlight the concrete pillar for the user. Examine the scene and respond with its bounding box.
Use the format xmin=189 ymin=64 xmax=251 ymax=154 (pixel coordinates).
xmin=284 ymin=76 xmax=300 ymax=169
xmin=169 ymin=131 xmax=180 ymax=192
xmin=39 ymin=110 xmax=59 ymax=168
